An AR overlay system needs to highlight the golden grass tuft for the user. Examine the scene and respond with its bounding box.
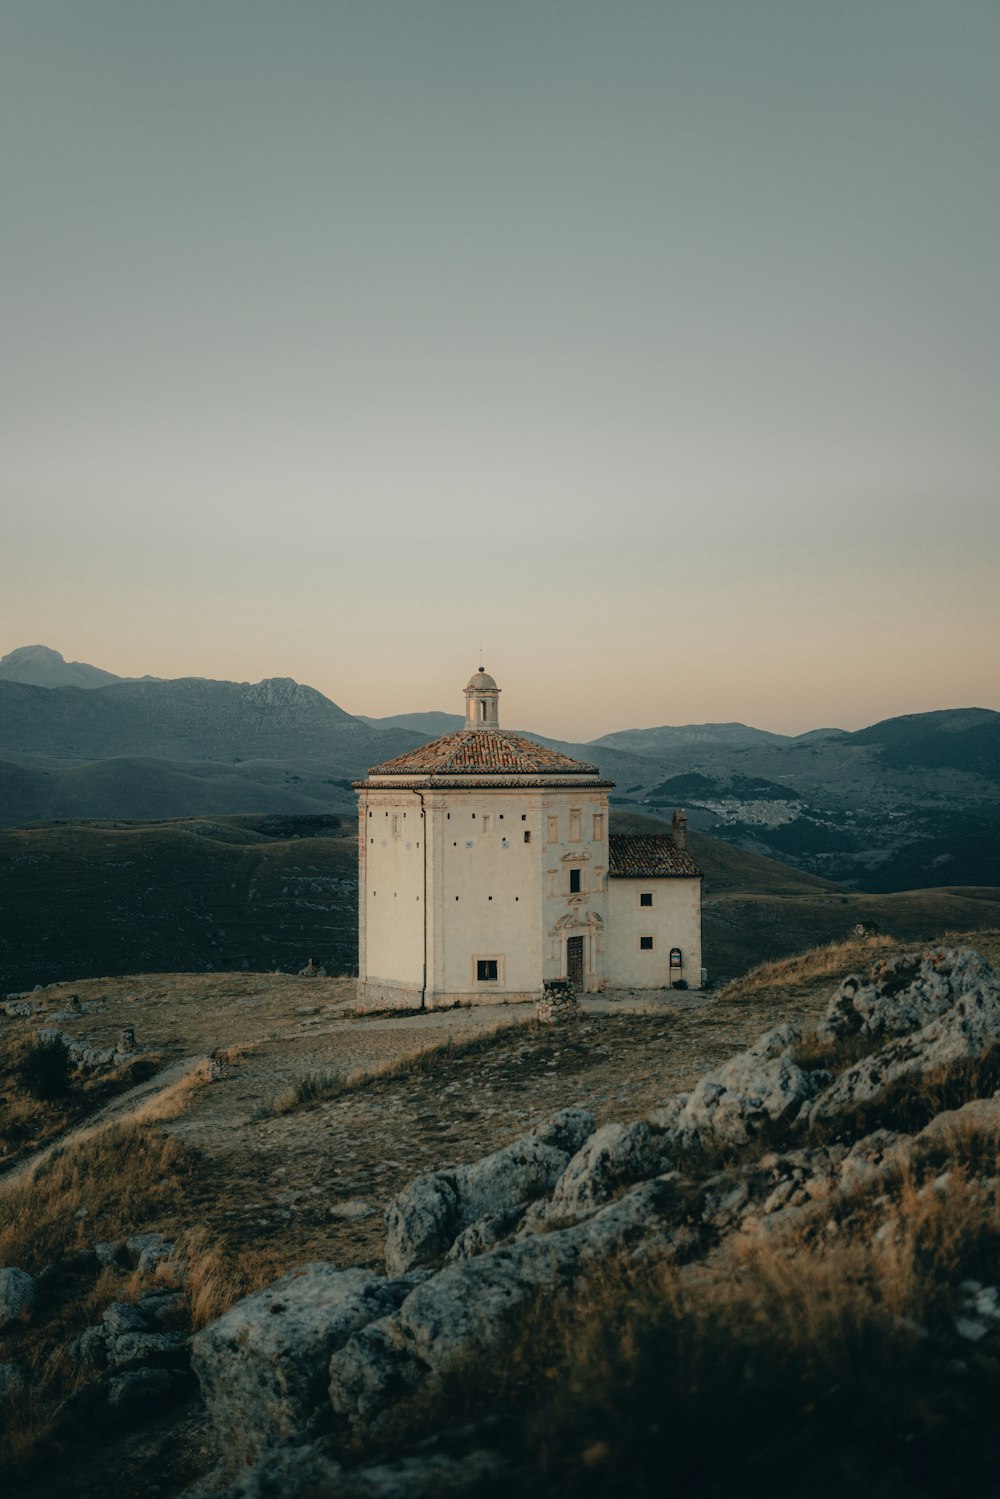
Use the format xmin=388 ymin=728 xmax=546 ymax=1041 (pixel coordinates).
xmin=717 ymin=933 xmax=898 ymax=1003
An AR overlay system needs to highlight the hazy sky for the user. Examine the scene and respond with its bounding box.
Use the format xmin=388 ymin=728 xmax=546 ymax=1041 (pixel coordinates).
xmin=2 ymin=1 xmax=997 ymax=741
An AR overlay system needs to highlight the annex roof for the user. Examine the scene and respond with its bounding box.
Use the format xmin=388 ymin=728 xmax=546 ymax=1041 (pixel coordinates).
xmin=365 ymin=727 xmax=601 ymax=778
xmin=608 ymin=833 xmax=702 ymax=879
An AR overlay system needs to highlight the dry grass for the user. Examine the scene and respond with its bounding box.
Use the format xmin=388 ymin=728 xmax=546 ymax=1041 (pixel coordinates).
xmin=394 ymin=1158 xmax=1000 ymax=1499
xmin=263 ymin=1018 xmax=532 ymax=1116
xmin=717 ymin=933 xmax=898 ymax=1003
xmin=0 ymin=1119 xmax=292 ymax=1478
xmin=0 ymin=1027 xmax=163 ymax=1166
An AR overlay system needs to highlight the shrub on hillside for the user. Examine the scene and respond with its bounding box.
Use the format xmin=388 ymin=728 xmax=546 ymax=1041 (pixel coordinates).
xmin=18 ymin=1037 xmax=73 ymax=1100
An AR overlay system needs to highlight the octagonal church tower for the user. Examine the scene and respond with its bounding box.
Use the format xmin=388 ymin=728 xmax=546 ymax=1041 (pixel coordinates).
xmin=354 ymin=667 xmax=615 ymax=1009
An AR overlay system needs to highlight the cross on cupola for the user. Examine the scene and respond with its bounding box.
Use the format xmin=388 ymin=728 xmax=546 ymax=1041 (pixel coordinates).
xmin=463 ymin=666 xmax=501 ymax=729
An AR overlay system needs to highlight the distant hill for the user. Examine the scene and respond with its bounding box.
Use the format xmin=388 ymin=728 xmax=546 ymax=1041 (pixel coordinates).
xmin=3 ymin=811 xmax=999 ymax=992
xmin=0 ymin=656 xmax=997 ymax=892
xmin=0 ymin=676 xmax=420 ymax=764
xmin=592 ymin=721 xmax=795 ymax=755
xmin=852 ymin=707 xmax=1000 ymax=778
xmin=361 ymin=711 xmax=465 ymax=735
xmin=0 ymin=644 xmax=162 ymax=689
xmin=0 ymin=814 xmax=359 ymax=992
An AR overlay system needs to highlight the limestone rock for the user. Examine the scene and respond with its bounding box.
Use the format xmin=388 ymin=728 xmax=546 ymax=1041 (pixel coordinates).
xmin=818 ymin=948 xmax=994 ymax=1042
xmin=0 ymin=1267 xmax=37 ymax=1329
xmin=808 ymin=956 xmax=1000 ymax=1125
xmin=103 ymin=1302 xmax=149 ymax=1337
xmin=678 ymin=1024 xmax=825 ymax=1147
xmin=384 ymin=1108 xmax=595 ymax=1275
xmin=107 ymin=1366 xmax=176 ymax=1412
xmin=332 ymin=1175 xmax=688 ymax=1443
xmin=209 ymin=1441 xmax=502 ymax=1499
xmin=191 ymin=1263 xmax=424 ymax=1466
xmin=537 ymin=1120 xmax=675 ymax=1223
xmin=109 ymin=1331 xmax=188 ymax=1370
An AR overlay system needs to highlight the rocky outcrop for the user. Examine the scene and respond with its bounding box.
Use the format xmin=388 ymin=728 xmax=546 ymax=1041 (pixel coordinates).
xmin=189 ymin=946 xmax=1000 ymax=1491
xmin=818 ymin=948 xmax=994 ymax=1042
xmin=527 ymin=1119 xmax=674 ymax=1226
xmin=384 ymin=1109 xmax=595 ymax=1275
xmin=0 ymin=1267 xmax=37 ymax=1329
xmin=191 ymin=1264 xmax=429 ymax=1466
xmin=195 ymin=1442 xmax=504 ymax=1499
xmin=331 ymin=1175 xmax=690 ymax=1443
xmin=807 ymin=952 xmax=1000 ymax=1125
xmin=676 ymin=1022 xmax=827 ymax=1147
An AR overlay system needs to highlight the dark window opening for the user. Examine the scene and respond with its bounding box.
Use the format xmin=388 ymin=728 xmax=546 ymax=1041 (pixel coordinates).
xmin=477 ymin=959 xmax=498 ymax=981
xmin=640 ymin=892 xmax=653 ymax=907
xmin=569 ymin=868 xmax=581 ymax=893
xmin=524 ymin=831 xmax=531 ymax=843
xmin=521 ymin=814 xmax=527 ymax=821
xmin=640 ymin=936 xmax=654 ymax=950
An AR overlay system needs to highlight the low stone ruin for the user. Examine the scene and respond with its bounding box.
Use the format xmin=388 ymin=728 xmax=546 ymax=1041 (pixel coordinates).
xmin=536 ymin=978 xmax=579 ymax=1024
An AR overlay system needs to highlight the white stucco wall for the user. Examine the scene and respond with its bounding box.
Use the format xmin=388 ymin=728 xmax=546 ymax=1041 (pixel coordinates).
xmin=357 ymin=780 xmax=612 ymax=1007
xmin=606 ymin=877 xmax=703 ymax=989
xmin=357 ymin=791 xmax=426 ymax=1002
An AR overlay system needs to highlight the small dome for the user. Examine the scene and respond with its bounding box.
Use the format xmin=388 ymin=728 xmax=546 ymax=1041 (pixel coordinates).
xmin=466 ymin=669 xmax=498 ymax=691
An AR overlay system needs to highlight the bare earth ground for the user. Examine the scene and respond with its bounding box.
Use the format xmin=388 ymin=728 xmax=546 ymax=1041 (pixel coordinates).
xmin=6 ymin=933 xmax=1000 ymax=1499
xmin=1 ymin=955 xmax=948 ymax=1272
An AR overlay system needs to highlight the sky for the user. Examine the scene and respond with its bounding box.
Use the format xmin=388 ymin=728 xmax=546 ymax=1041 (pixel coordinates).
xmin=1 ymin=0 xmax=997 ymax=742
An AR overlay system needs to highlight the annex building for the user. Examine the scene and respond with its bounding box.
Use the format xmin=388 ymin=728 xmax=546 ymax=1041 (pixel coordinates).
xmin=354 ymin=668 xmax=703 ymax=1009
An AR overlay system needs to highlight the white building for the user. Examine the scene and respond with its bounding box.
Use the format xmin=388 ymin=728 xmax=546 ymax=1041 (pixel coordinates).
xmin=354 ymin=668 xmax=702 ymax=1009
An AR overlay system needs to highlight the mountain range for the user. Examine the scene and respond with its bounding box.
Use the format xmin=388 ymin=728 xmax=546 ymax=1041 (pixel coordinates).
xmin=1 ymin=645 xmax=997 ymax=892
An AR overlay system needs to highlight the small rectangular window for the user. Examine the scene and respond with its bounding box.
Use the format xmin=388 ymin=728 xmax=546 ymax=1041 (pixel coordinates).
xmin=477 ymin=959 xmax=498 ymax=982
xmin=640 ymin=936 xmax=654 ymax=950
xmin=547 ymin=815 xmax=558 ymax=843
xmin=391 ymin=814 xmax=400 ymax=836
xmin=640 ymin=892 xmax=653 ymax=907
xmin=524 ymin=830 xmax=531 ymax=844
xmin=592 ymin=813 xmax=604 ymax=841
xmin=569 ymin=868 xmax=581 ymax=894
xmin=483 ymin=814 xmax=493 ymax=835
xmin=569 ymin=809 xmax=581 ymax=841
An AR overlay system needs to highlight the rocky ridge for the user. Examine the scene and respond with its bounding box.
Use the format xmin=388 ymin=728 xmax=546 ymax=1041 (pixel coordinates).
xmin=180 ymin=946 xmax=1000 ymax=1497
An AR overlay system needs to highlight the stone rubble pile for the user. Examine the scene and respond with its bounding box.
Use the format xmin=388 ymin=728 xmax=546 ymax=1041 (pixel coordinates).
xmin=535 ymin=984 xmax=579 ymax=1025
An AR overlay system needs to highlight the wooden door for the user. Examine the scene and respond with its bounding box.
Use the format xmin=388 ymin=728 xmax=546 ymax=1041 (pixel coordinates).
xmin=566 ymin=935 xmax=584 ymax=988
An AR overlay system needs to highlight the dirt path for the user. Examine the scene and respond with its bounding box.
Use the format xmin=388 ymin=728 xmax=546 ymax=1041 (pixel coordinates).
xmin=2 ymin=969 xmax=844 ymax=1274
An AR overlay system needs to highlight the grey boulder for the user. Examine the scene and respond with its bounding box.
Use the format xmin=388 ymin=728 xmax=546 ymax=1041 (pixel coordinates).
xmin=808 ymin=957 xmax=1000 ymax=1125
xmin=384 ymin=1107 xmax=595 ymax=1275
xmin=532 ymin=1119 xmax=675 ymax=1225
xmin=0 ymin=1267 xmax=37 ymax=1329
xmin=678 ymin=1023 xmax=825 ymax=1147
xmin=818 ymin=948 xmax=995 ymax=1042
xmin=190 ymin=1263 xmax=426 ymax=1466
xmin=332 ymin=1174 xmax=688 ymax=1442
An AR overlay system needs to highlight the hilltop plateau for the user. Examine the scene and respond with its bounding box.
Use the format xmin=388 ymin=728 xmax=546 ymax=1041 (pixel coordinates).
xmin=3 ymin=933 xmax=1000 ymax=1497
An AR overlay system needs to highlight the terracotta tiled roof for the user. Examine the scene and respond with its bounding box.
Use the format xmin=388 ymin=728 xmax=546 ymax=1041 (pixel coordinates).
xmin=366 ymin=728 xmax=601 ymax=777
xmin=608 ymin=834 xmax=702 ymax=879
